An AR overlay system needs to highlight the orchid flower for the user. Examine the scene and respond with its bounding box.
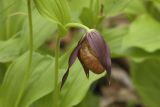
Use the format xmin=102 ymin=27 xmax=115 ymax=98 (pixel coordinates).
xmin=61 ymin=29 xmax=111 ymax=88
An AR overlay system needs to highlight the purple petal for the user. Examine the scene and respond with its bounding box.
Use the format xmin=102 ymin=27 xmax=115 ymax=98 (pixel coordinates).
xmin=86 ymin=30 xmax=111 ymax=81
xmin=78 ymin=53 xmax=89 ymax=78
xmin=61 ymin=37 xmax=84 ymax=88
xmin=61 ymin=68 xmax=69 ymax=89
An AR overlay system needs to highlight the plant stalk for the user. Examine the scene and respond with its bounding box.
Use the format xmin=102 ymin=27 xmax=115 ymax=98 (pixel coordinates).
xmin=15 ymin=0 xmax=33 ymax=106
xmin=54 ymin=35 xmax=61 ymax=107
xmin=65 ymin=23 xmax=91 ymax=32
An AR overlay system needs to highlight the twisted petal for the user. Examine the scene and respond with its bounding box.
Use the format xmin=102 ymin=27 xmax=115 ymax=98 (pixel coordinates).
xmin=86 ymin=30 xmax=111 ymax=82
xmin=61 ymin=37 xmax=84 ymax=88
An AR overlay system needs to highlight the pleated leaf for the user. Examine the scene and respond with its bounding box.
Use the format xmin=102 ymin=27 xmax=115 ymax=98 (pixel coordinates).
xmin=31 ymin=50 xmax=105 ymax=107
xmin=103 ymin=0 xmax=131 ymax=17
xmin=0 ymin=52 xmax=55 ymax=107
xmin=0 ymin=0 xmax=26 ymax=40
xmin=0 ymin=38 xmax=21 ymax=63
xmin=20 ymin=10 xmax=57 ymax=51
xmin=123 ymin=14 xmax=160 ymax=53
xmin=33 ymin=0 xmax=71 ymax=26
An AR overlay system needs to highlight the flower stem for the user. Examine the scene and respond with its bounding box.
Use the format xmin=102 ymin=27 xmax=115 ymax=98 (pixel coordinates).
xmin=14 ymin=0 xmax=33 ymax=106
xmin=65 ymin=23 xmax=91 ymax=32
xmin=54 ymin=34 xmax=61 ymax=107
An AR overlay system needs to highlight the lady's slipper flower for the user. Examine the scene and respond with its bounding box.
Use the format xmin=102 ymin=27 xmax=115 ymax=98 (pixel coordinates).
xmin=61 ymin=29 xmax=111 ymax=87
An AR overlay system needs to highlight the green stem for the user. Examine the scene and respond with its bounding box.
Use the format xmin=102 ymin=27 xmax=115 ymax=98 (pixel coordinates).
xmin=54 ymin=35 xmax=61 ymax=107
xmin=14 ymin=0 xmax=33 ymax=106
xmin=65 ymin=23 xmax=91 ymax=32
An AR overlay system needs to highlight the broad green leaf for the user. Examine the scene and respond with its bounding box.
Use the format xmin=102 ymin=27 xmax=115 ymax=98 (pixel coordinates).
xmin=32 ymin=91 xmax=100 ymax=107
xmin=79 ymin=0 xmax=102 ymax=28
xmin=59 ymin=61 xmax=104 ymax=107
xmin=123 ymin=14 xmax=160 ymax=53
xmin=33 ymin=0 xmax=71 ymax=26
xmin=75 ymin=91 xmax=100 ymax=107
xmin=0 ymin=10 xmax=56 ymax=62
xmin=153 ymin=0 xmax=160 ymax=11
xmin=68 ymin=0 xmax=90 ymax=14
xmin=131 ymin=58 xmax=160 ymax=107
xmin=0 ymin=0 xmax=27 ymax=40
xmin=103 ymin=26 xmax=160 ymax=62
xmin=103 ymin=0 xmax=132 ymax=17
xmin=20 ymin=10 xmax=57 ymax=51
xmin=0 ymin=52 xmax=55 ymax=107
xmin=144 ymin=0 xmax=160 ymax=22
xmin=79 ymin=8 xmax=97 ymax=28
xmin=0 ymin=38 xmax=21 ymax=63
xmin=31 ymin=49 xmax=105 ymax=107
xmin=154 ymin=0 xmax=160 ymax=4
xmin=1 ymin=49 xmax=102 ymax=107
xmin=19 ymin=55 xmax=55 ymax=107
xmin=102 ymin=26 xmax=129 ymax=57
xmin=124 ymin=47 xmax=160 ymax=62
xmin=68 ymin=0 xmax=90 ymax=21
xmin=30 ymin=93 xmax=54 ymax=107
xmin=59 ymin=49 xmax=105 ymax=107
xmin=123 ymin=0 xmax=146 ymax=15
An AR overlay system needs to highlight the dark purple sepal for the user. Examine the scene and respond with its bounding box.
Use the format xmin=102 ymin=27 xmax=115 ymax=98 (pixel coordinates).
xmin=61 ymin=42 xmax=82 ymax=88
xmin=61 ymin=68 xmax=69 ymax=89
xmin=69 ymin=43 xmax=83 ymax=67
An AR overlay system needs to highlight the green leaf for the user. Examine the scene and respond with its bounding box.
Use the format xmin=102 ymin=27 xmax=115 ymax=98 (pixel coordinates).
xmin=104 ymin=0 xmax=132 ymax=17
xmin=145 ymin=0 xmax=160 ymax=22
xmin=103 ymin=26 xmax=160 ymax=62
xmin=33 ymin=90 xmax=100 ymax=107
xmin=19 ymin=56 xmax=55 ymax=107
xmin=68 ymin=0 xmax=90 ymax=21
xmin=123 ymin=47 xmax=160 ymax=62
xmin=0 ymin=38 xmax=21 ymax=63
xmin=102 ymin=26 xmax=129 ymax=57
xmin=75 ymin=91 xmax=100 ymax=107
xmin=0 ymin=0 xmax=27 ymax=40
xmin=123 ymin=14 xmax=160 ymax=53
xmin=0 ymin=10 xmax=57 ymax=62
xmin=79 ymin=0 xmax=102 ymax=28
xmin=79 ymin=8 xmax=97 ymax=28
xmin=59 ymin=61 xmax=104 ymax=107
xmin=0 ymin=49 xmax=104 ymax=107
xmin=30 ymin=93 xmax=54 ymax=107
xmin=0 ymin=52 xmax=55 ymax=107
xmin=154 ymin=0 xmax=160 ymax=4
xmin=33 ymin=0 xmax=71 ymax=26
xmin=20 ymin=10 xmax=57 ymax=51
xmin=31 ymin=50 xmax=105 ymax=107
xmin=131 ymin=58 xmax=160 ymax=107
xmin=59 ymin=49 xmax=105 ymax=107
xmin=123 ymin=0 xmax=146 ymax=15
